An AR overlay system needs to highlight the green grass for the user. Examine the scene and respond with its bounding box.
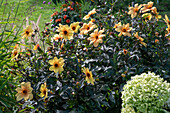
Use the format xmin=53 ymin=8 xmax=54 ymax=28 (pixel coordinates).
xmin=0 ymin=0 xmax=62 ymax=31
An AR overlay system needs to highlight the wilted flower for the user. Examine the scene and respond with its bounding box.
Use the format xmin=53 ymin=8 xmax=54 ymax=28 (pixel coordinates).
xmin=56 ymin=24 xmax=74 ymax=40
xmin=134 ymin=32 xmax=147 ymax=47
xmin=88 ymin=28 xmax=105 ymax=47
xmin=121 ymin=72 xmax=170 ymax=113
xmin=142 ymin=13 xmax=152 ymax=22
xmin=15 ymin=82 xmax=33 ymax=101
xmin=40 ymin=83 xmax=48 ymax=99
xmin=82 ymin=67 xmax=95 ymax=85
xmin=80 ymin=22 xmax=97 ymax=35
xmin=21 ymin=25 xmax=33 ymax=39
xmin=128 ymin=3 xmax=142 ymax=18
xmin=141 ymin=1 xmax=154 ymax=13
xmin=49 ymin=57 xmax=64 ymax=73
xmin=164 ymin=15 xmax=170 ymax=27
xmin=70 ymin=22 xmax=80 ymax=33
xmin=115 ymin=23 xmax=132 ymax=37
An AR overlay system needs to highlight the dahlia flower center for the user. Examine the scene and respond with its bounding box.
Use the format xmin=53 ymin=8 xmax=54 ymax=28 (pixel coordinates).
xmin=122 ymin=28 xmax=127 ymax=32
xmin=54 ymin=63 xmax=59 ymax=67
xmin=72 ymin=26 xmax=76 ymax=30
xmin=64 ymin=30 xmax=68 ymax=35
xmin=23 ymin=89 xmax=27 ymax=94
xmin=86 ymin=73 xmax=90 ymax=78
xmin=134 ymin=8 xmax=138 ymax=12
xmin=26 ymin=31 xmax=29 ymax=35
xmin=95 ymin=36 xmax=98 ymax=39
xmin=147 ymin=5 xmax=152 ymax=9
xmin=43 ymin=90 xmax=46 ymax=95
xmin=87 ymin=27 xmax=90 ymax=30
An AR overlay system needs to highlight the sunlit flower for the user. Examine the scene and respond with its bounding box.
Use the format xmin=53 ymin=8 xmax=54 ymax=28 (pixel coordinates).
xmin=40 ymin=83 xmax=48 ymax=99
xmin=142 ymin=13 xmax=152 ymax=22
xmin=90 ymin=19 xmax=95 ymax=23
xmin=87 ymin=28 xmax=105 ymax=47
xmin=11 ymin=44 xmax=20 ymax=60
xmin=123 ymin=49 xmax=128 ymax=55
xmin=82 ymin=67 xmax=95 ymax=85
xmin=128 ymin=3 xmax=142 ymax=18
xmin=114 ymin=22 xmax=121 ymax=29
xmin=63 ymin=15 xmax=67 ymax=19
xmin=66 ymin=19 xmax=70 ymax=23
xmin=57 ymin=24 xmax=74 ymax=40
xmin=55 ymin=18 xmax=61 ymax=23
xmin=21 ymin=25 xmax=33 ymax=39
xmin=83 ymin=8 xmax=96 ymax=20
xmin=141 ymin=1 xmax=154 ymax=13
xmin=33 ymin=44 xmax=41 ymax=50
xmin=80 ymin=22 xmax=97 ymax=35
xmin=49 ymin=57 xmax=64 ymax=73
xmin=134 ymin=32 xmax=147 ymax=47
xmin=115 ymin=23 xmax=132 ymax=37
xmin=52 ymin=34 xmax=63 ymax=41
xmin=151 ymin=7 xmax=161 ymax=21
xmin=165 ymin=26 xmax=170 ymax=36
xmin=155 ymin=39 xmax=159 ymax=43
xmin=164 ymin=15 xmax=170 ymax=27
xmin=15 ymin=82 xmax=33 ymax=101
xmin=70 ymin=22 xmax=80 ymax=33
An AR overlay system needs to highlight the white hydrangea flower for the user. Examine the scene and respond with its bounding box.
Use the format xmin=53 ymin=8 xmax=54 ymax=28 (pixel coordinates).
xmin=121 ymin=72 xmax=170 ymax=113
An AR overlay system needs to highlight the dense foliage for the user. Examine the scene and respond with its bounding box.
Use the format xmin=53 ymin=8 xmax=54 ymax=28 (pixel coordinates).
xmin=0 ymin=0 xmax=169 ymax=112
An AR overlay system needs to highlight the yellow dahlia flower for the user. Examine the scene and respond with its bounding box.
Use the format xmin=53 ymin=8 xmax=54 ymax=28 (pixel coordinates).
xmin=70 ymin=22 xmax=80 ymax=33
xmin=82 ymin=67 xmax=95 ymax=85
xmin=15 ymin=82 xmax=33 ymax=101
xmin=49 ymin=57 xmax=64 ymax=73
xmin=141 ymin=1 xmax=154 ymax=13
xmin=80 ymin=22 xmax=96 ymax=35
xmin=21 ymin=25 xmax=33 ymax=39
xmin=57 ymin=24 xmax=74 ymax=40
xmin=87 ymin=28 xmax=105 ymax=47
xmin=40 ymin=83 xmax=48 ymax=99
xmin=128 ymin=3 xmax=142 ymax=19
xmin=116 ymin=23 xmax=132 ymax=37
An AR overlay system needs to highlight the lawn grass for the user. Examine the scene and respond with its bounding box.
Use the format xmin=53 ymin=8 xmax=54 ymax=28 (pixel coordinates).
xmin=0 ymin=0 xmax=169 ymax=32
xmin=0 ymin=0 xmax=62 ymax=31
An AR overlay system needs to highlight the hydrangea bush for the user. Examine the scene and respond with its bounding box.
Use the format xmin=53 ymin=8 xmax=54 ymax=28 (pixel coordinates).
xmin=121 ymin=72 xmax=170 ymax=112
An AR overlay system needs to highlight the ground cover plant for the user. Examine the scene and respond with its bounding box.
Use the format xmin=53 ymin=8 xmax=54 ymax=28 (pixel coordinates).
xmin=0 ymin=0 xmax=170 ymax=112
